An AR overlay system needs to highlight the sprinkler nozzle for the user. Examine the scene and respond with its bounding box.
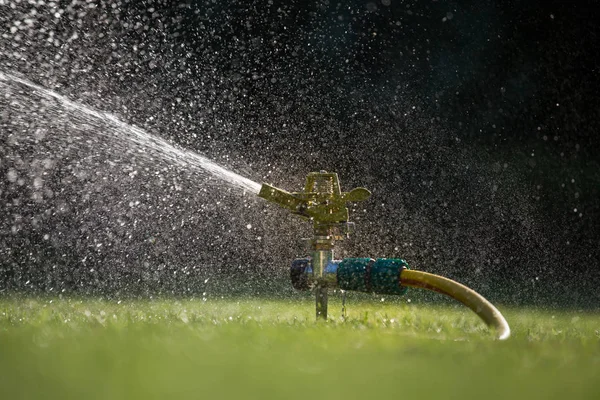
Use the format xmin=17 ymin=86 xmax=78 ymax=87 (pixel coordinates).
xmin=258 ymin=183 xmax=308 ymax=217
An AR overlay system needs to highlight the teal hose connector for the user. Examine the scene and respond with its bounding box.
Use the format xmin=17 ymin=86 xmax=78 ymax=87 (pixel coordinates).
xmin=337 ymin=258 xmax=409 ymax=296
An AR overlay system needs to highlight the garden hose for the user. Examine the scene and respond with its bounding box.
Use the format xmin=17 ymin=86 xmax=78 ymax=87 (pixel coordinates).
xmin=400 ymin=269 xmax=511 ymax=340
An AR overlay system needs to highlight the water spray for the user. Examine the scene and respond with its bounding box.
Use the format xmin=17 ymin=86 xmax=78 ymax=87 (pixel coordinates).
xmin=1 ymin=71 xmax=508 ymax=339
xmin=259 ymin=171 xmax=510 ymax=340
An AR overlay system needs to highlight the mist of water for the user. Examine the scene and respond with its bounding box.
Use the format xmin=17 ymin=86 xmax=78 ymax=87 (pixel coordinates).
xmin=0 ymin=70 xmax=262 ymax=195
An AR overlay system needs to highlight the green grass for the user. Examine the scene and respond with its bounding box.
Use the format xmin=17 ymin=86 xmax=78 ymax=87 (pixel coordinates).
xmin=1 ymin=296 xmax=599 ymax=399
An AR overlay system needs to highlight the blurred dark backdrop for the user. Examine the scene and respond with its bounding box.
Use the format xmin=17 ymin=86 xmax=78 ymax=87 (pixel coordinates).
xmin=1 ymin=0 xmax=598 ymax=308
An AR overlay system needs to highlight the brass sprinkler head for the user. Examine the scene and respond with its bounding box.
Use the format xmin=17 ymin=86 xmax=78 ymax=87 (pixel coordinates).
xmin=258 ymin=171 xmax=371 ymax=239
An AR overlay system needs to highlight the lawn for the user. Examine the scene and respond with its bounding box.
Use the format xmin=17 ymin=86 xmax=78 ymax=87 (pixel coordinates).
xmin=0 ymin=296 xmax=598 ymax=399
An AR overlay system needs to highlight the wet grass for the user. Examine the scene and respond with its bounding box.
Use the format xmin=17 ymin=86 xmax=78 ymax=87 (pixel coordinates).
xmin=0 ymin=296 xmax=599 ymax=399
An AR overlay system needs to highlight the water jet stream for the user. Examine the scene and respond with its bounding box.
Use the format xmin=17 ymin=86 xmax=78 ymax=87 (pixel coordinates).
xmin=0 ymin=70 xmax=261 ymax=194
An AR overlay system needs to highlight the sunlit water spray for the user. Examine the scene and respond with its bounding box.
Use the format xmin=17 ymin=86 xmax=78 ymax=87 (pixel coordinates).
xmin=0 ymin=70 xmax=262 ymax=194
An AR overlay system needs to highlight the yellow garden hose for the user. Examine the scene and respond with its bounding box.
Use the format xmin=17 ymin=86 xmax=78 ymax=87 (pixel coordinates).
xmin=400 ymin=269 xmax=511 ymax=340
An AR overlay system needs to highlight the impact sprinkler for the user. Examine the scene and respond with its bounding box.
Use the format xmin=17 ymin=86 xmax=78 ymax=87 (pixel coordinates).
xmin=258 ymin=171 xmax=511 ymax=340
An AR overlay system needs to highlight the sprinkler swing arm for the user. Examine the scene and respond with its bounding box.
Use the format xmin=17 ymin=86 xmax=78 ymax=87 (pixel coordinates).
xmin=258 ymin=171 xmax=511 ymax=340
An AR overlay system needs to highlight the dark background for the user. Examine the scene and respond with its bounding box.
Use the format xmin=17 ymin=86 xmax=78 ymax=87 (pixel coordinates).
xmin=1 ymin=0 xmax=598 ymax=308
